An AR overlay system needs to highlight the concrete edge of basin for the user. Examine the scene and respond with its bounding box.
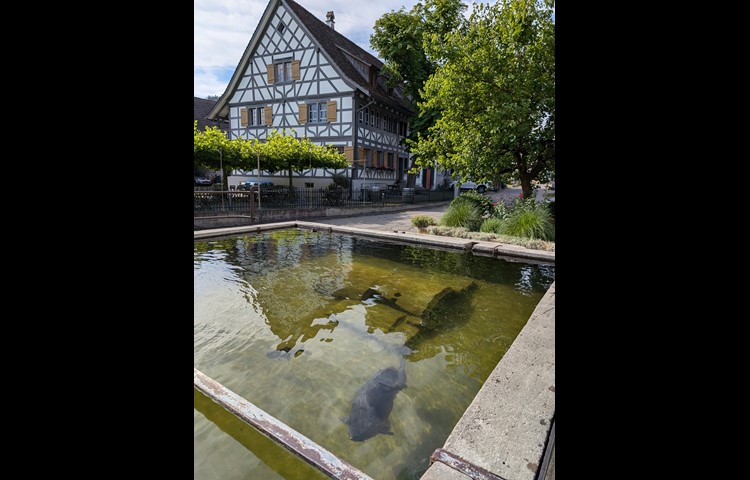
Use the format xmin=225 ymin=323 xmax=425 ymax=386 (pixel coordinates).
xmin=421 ymin=282 xmax=556 ymax=480
xmin=195 ymin=222 xmax=554 ymax=263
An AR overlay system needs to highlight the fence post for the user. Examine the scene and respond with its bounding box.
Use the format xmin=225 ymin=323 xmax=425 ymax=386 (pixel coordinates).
xmin=250 ymin=188 xmax=257 ymax=223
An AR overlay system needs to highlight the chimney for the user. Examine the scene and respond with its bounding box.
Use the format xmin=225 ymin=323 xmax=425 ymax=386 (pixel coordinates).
xmin=326 ymin=11 xmax=335 ymax=30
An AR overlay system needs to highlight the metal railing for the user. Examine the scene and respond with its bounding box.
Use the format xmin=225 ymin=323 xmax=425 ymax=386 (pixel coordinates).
xmin=194 ymin=186 xmax=454 ymax=214
xmin=193 ymin=190 xmax=255 ymax=213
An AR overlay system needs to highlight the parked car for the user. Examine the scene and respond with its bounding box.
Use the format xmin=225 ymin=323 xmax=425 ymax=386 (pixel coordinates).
xmin=237 ymin=180 xmax=274 ymax=190
xmin=448 ymin=179 xmax=498 ymax=193
xmin=194 ymin=175 xmax=212 ymax=186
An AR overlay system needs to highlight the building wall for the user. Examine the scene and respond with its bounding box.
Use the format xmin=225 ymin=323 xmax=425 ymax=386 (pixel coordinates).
xmin=223 ymin=2 xmax=416 ymax=188
xmin=227 ymin=3 xmax=353 ymax=151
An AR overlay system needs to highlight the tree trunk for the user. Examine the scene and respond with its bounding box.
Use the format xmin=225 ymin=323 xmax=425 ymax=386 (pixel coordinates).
xmin=519 ymin=172 xmax=533 ymax=200
xmin=288 ymin=168 xmax=293 ymax=189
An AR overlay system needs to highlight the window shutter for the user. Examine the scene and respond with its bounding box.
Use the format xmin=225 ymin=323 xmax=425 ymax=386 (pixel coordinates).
xmin=264 ymin=106 xmax=272 ymax=125
xmin=267 ymin=64 xmax=275 ymax=83
xmin=343 ymin=147 xmax=354 ymax=164
xmin=326 ymin=101 xmax=336 ymax=123
xmin=299 ymin=103 xmax=308 ymax=124
xmin=240 ymin=108 xmax=248 ymax=127
xmin=292 ymin=60 xmax=301 ymax=80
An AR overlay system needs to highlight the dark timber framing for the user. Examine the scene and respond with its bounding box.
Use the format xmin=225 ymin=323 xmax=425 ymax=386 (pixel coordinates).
xmin=207 ymin=0 xmax=415 ymax=188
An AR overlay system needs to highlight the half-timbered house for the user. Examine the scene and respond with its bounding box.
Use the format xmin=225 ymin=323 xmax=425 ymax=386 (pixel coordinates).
xmin=207 ymin=0 xmax=424 ymax=190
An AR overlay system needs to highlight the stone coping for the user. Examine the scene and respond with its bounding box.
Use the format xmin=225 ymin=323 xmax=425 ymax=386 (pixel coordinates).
xmin=420 ymin=282 xmax=555 ymax=480
xmin=193 ymin=222 xmax=555 ymax=263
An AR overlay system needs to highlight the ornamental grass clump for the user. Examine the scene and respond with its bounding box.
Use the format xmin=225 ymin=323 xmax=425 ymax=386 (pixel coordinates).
xmin=440 ymin=199 xmax=483 ymax=231
xmin=497 ymin=198 xmax=555 ymax=241
xmin=479 ymin=217 xmax=503 ymax=234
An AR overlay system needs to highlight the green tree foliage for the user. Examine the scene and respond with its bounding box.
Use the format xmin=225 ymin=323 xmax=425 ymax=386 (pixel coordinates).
xmin=371 ymin=0 xmax=467 ymax=166
xmin=194 ymin=122 xmax=348 ymax=189
xmin=371 ymin=0 xmax=466 ymax=102
xmin=193 ymin=121 xmax=236 ymax=190
xmin=259 ymin=130 xmax=349 ymax=188
xmin=412 ymin=0 xmax=555 ymax=200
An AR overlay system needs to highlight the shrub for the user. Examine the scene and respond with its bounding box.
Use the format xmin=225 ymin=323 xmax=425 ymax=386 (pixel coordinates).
xmin=440 ymin=200 xmax=483 ymax=231
xmin=479 ymin=218 xmax=504 ymax=234
xmin=411 ymin=215 xmax=437 ymax=229
xmin=491 ymin=200 xmax=510 ymax=220
xmin=497 ymin=199 xmax=555 ymax=241
xmin=329 ymin=172 xmax=351 ymax=189
xmin=457 ymin=190 xmax=495 ymax=217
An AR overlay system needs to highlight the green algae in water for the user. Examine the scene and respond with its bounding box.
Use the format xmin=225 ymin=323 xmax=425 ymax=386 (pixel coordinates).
xmin=194 ymin=230 xmax=554 ymax=480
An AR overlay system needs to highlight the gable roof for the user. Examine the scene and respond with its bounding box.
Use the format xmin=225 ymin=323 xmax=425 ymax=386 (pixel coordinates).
xmin=208 ymin=0 xmax=413 ymax=120
xmin=194 ymin=96 xmax=229 ymax=133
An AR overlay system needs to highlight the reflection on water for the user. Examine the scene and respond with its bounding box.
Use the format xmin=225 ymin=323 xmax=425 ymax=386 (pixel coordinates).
xmin=194 ymin=230 xmax=554 ymax=479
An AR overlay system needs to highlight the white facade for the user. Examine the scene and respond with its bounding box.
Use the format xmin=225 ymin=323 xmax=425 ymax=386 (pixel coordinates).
xmin=214 ymin=0 xmax=419 ymax=189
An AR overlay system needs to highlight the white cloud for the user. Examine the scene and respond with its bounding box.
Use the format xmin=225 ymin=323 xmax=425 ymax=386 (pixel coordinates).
xmin=194 ymin=0 xmax=423 ymax=98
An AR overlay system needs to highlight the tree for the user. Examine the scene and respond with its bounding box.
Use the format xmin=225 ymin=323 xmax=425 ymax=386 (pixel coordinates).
xmin=258 ymin=130 xmax=349 ymax=188
xmin=412 ymin=0 xmax=555 ymax=199
xmin=193 ymin=121 xmax=235 ymax=190
xmin=194 ymin=123 xmax=348 ymax=189
xmin=371 ymin=0 xmax=467 ymax=175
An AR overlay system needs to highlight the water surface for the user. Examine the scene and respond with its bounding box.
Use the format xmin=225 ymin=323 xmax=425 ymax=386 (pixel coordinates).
xmin=194 ymin=230 xmax=554 ymax=479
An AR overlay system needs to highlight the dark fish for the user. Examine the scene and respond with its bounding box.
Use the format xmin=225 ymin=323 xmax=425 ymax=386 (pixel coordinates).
xmin=343 ymin=360 xmax=407 ymax=441
xmin=406 ymin=282 xmax=479 ymax=349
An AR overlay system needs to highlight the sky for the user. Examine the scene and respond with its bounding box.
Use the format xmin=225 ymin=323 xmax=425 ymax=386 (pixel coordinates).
xmin=194 ymin=0 xmax=424 ymax=98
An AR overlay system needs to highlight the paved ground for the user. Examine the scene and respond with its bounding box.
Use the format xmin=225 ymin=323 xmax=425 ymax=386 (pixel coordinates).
xmin=314 ymin=184 xmax=554 ymax=233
